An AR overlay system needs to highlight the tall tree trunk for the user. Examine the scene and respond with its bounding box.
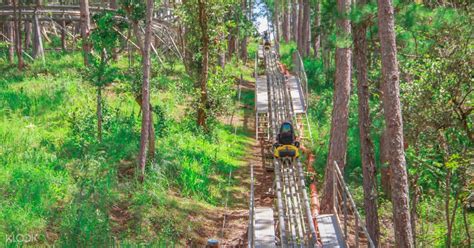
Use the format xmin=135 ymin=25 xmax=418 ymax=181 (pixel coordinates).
xmin=32 ymin=10 xmax=44 ymax=59
xmin=353 ymin=1 xmax=380 ymax=244
xmin=462 ymin=206 xmax=471 ymax=248
xmin=96 ymin=50 xmax=106 ymax=143
xmin=291 ymin=0 xmax=298 ymax=42
xmin=7 ymin=22 xmax=15 ymax=64
xmin=380 ymin=128 xmax=392 ymax=198
xmin=137 ymin=0 xmax=154 ymax=182
xmin=249 ymin=0 xmax=253 ymax=19
xmin=320 ymin=0 xmax=352 ymax=214
xmin=313 ymin=0 xmax=321 ymax=58
xmin=322 ymin=32 xmax=330 ymax=75
xmin=301 ymin=0 xmax=310 ymax=56
xmin=24 ymin=21 xmax=31 ymax=50
xmin=228 ymin=33 xmax=236 ymax=58
xmin=61 ymin=20 xmax=66 ymax=51
xmin=109 ymin=0 xmax=117 ymax=8
xmin=97 ymin=86 xmax=103 ymax=142
xmin=297 ymin=0 xmax=303 ymax=52
xmin=197 ymin=0 xmax=209 ymax=130
xmin=134 ymin=95 xmax=156 ymax=162
xmin=378 ymin=0 xmax=414 ymax=245
xmin=79 ymin=0 xmax=91 ymax=66
xmin=32 ymin=0 xmax=43 ymax=56
xmin=240 ymin=0 xmax=248 ymax=62
xmin=274 ymin=0 xmax=280 ymax=45
xmin=447 ymin=192 xmax=454 ymax=245
xmin=438 ymin=131 xmax=456 ymax=248
xmin=73 ymin=22 xmax=80 ymax=48
xmin=110 ymin=0 xmax=118 ymax=60
xmin=219 ymin=50 xmax=226 ymax=68
xmin=13 ymin=0 xmax=23 ymax=70
xmin=5 ymin=0 xmax=14 ymax=64
xmin=410 ymin=174 xmax=420 ymax=248
xmin=282 ymin=0 xmax=290 ymax=42
xmin=148 ymin=105 xmax=155 ymax=161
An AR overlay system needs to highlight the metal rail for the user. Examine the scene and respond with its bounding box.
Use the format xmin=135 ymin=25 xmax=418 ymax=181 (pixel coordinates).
xmin=262 ymin=47 xmax=318 ymax=247
xmin=332 ymin=161 xmax=375 ymax=248
xmin=252 ymin=44 xmax=374 ymax=248
xmin=293 ymin=51 xmax=309 ymax=111
xmin=248 ymin=163 xmax=255 ymax=248
xmin=292 ymin=51 xmax=314 ymax=147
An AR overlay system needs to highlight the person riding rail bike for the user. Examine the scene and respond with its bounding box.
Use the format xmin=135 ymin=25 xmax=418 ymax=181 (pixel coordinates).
xmin=274 ymin=121 xmax=300 ymax=158
xmin=263 ymin=31 xmax=271 ymax=51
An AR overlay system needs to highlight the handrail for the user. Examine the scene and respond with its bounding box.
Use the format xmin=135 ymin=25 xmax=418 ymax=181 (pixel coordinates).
xmin=248 ymin=163 xmax=255 ymax=248
xmin=254 ymin=46 xmax=319 ymax=247
xmin=333 ymin=161 xmax=375 ymax=248
xmin=255 ymin=51 xmax=259 ymax=140
xmin=292 ymin=50 xmax=314 ymax=147
xmin=293 ymin=50 xmax=309 ymax=111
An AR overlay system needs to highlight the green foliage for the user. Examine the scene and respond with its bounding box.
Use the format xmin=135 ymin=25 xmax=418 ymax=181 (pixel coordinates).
xmin=179 ymin=0 xmax=237 ymax=76
xmin=91 ymin=11 xmax=127 ymax=53
xmin=59 ymin=156 xmax=116 ymax=247
xmin=270 ymin=1 xmax=473 ymax=243
xmin=120 ymin=0 xmax=146 ymax=21
xmin=155 ymin=121 xmax=250 ymax=204
xmin=178 ymin=0 xmax=246 ymax=130
xmin=1 ymin=44 xmax=252 ymax=245
xmin=247 ymin=40 xmax=259 ymax=61
xmin=63 ymin=103 xmax=141 ymax=160
xmin=1 ymin=0 xmax=470 ymax=246
xmin=205 ymin=66 xmax=235 ymax=124
xmin=86 ymin=11 xmax=126 ymax=89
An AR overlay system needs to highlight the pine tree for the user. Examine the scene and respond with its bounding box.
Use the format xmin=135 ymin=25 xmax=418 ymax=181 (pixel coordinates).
xmin=378 ymin=0 xmax=414 ymax=245
xmin=321 ymin=0 xmax=352 ymax=213
xmin=138 ymin=0 xmax=155 ymax=182
xmin=353 ymin=0 xmax=380 ymax=244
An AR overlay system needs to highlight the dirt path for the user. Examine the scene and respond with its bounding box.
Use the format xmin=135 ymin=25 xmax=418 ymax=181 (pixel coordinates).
xmin=215 ymin=81 xmax=275 ymax=247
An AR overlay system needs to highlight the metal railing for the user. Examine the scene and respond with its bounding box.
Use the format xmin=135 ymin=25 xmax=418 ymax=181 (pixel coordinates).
xmin=250 ymin=45 xmax=320 ymax=247
xmin=247 ymin=163 xmax=255 ymax=248
xmin=267 ymin=47 xmax=318 ymax=247
xmin=332 ymin=161 xmax=375 ymax=248
xmin=292 ymin=50 xmax=314 ymax=147
xmin=292 ymin=51 xmax=309 ymax=111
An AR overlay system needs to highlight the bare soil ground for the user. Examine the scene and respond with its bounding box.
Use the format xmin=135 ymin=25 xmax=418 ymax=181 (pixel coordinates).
xmin=196 ymin=82 xmax=275 ymax=247
xmin=108 ymin=80 xmax=275 ymax=247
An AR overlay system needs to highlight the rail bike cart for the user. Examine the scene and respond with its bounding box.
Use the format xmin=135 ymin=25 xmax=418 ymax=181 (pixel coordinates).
xmin=273 ymin=121 xmax=300 ymax=159
xmin=262 ymin=31 xmax=271 ymax=51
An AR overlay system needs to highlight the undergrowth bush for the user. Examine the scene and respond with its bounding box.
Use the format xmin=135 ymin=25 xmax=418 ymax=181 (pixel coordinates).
xmin=59 ymin=156 xmax=116 ymax=247
xmin=0 ymin=50 xmax=253 ymax=246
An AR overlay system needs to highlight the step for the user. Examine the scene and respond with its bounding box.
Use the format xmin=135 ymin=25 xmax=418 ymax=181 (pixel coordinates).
xmin=254 ymin=207 xmax=276 ymax=248
xmin=316 ymin=214 xmax=347 ymax=248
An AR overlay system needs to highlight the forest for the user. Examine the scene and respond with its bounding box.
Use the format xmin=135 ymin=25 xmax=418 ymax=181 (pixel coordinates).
xmin=0 ymin=0 xmax=472 ymax=247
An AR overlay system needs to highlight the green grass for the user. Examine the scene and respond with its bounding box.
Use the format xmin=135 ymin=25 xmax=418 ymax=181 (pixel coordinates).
xmin=0 ymin=51 xmax=252 ymax=246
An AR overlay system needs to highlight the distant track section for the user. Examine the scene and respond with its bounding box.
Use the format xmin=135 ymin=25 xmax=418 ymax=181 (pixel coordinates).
xmin=251 ymin=45 xmax=318 ymax=247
